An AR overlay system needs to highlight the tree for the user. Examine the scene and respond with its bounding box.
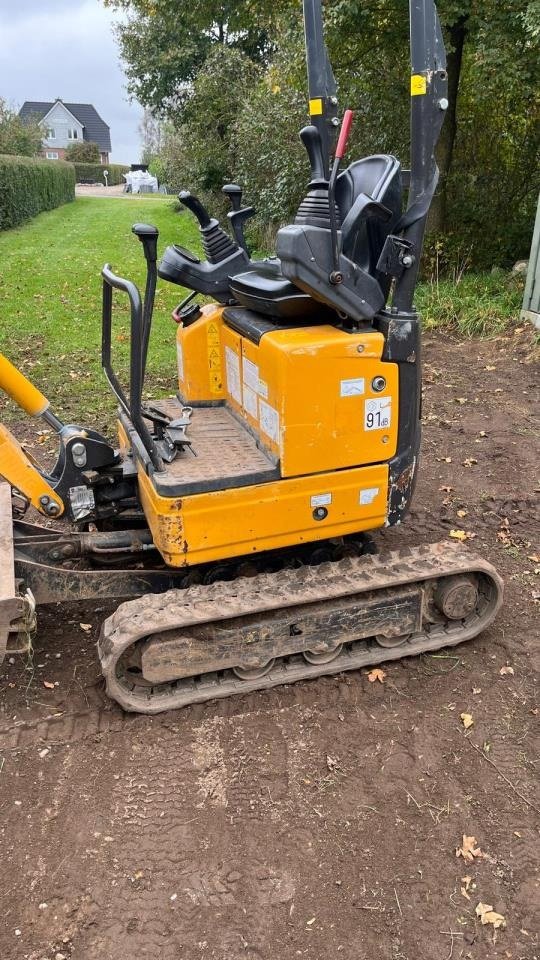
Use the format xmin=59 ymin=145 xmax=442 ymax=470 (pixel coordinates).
xmin=65 ymin=140 xmax=101 ymax=162
xmin=139 ymin=108 xmax=163 ymax=164
xmin=0 ymin=99 xmax=42 ymax=157
xmin=104 ymin=0 xmax=277 ymax=119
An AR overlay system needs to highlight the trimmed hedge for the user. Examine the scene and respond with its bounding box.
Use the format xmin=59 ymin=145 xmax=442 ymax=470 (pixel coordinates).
xmin=72 ymin=162 xmax=130 ymax=186
xmin=0 ymin=154 xmax=75 ymax=231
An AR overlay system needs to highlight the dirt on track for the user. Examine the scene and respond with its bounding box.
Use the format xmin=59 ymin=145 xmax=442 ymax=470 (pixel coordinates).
xmin=1 ymin=331 xmax=538 ymax=960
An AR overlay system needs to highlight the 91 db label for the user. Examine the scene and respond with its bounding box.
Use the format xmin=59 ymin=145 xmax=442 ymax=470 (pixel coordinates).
xmin=364 ymin=396 xmax=391 ymax=431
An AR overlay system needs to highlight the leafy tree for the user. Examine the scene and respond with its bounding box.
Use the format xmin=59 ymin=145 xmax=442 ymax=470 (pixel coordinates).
xmin=104 ymin=0 xmax=276 ymax=119
xmin=158 ymin=46 xmax=260 ymax=208
xmin=0 ymin=99 xmax=42 ymax=157
xmin=65 ymin=140 xmax=101 ymax=162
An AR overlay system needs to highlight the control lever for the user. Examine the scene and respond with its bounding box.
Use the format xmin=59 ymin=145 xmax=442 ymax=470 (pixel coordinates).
xmin=328 ymin=109 xmax=354 ymax=281
xmin=228 ymin=207 xmax=254 ymax=257
xmin=143 ymin=402 xmax=194 ymax=463
xmin=300 ymin=126 xmax=328 ymax=187
xmin=178 ymin=191 xmax=212 ymax=228
xmin=179 ymin=189 xmax=239 ymax=265
xmin=132 ymin=222 xmax=159 ymax=373
xmin=222 ymin=183 xmax=242 ymax=212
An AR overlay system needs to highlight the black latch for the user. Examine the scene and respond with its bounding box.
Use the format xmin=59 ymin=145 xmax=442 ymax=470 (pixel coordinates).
xmin=376 ymin=235 xmax=415 ymax=279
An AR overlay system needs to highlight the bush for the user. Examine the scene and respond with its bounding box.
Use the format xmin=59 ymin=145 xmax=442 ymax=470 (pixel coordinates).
xmin=0 ymin=154 xmax=75 ymax=231
xmin=65 ymin=140 xmax=101 ymax=163
xmin=71 ymin=162 xmax=130 ymax=186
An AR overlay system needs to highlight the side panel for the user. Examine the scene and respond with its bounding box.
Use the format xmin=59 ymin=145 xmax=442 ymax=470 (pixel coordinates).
xmin=176 ymin=304 xmax=226 ymax=403
xmin=137 ymin=462 xmax=389 ymax=567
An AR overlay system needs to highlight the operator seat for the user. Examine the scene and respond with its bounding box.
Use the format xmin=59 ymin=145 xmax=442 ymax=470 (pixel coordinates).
xmin=228 ymin=154 xmax=402 ymax=322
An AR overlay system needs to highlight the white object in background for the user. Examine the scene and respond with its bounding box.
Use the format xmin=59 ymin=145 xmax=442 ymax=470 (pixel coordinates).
xmin=122 ymin=170 xmax=159 ymax=194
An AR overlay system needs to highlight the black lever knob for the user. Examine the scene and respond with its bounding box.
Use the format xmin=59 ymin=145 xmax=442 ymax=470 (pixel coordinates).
xmin=222 ymin=183 xmax=242 ymax=211
xmin=300 ymin=125 xmax=327 ymax=186
xmin=178 ymin=191 xmax=212 ymax=229
xmin=132 ymin=222 xmax=159 ymax=263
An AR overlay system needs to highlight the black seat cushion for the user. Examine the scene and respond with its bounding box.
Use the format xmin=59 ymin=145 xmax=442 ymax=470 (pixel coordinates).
xmin=229 ymin=264 xmax=333 ymax=320
xmin=229 ymin=154 xmax=401 ymax=322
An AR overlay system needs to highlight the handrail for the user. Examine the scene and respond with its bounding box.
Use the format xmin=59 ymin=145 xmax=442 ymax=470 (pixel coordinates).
xmin=101 ymin=264 xmax=162 ymax=470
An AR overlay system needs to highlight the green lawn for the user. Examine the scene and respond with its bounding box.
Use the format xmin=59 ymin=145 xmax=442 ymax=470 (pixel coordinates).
xmin=0 ymin=197 xmax=200 ymax=428
xmin=0 ymin=197 xmax=525 ymax=430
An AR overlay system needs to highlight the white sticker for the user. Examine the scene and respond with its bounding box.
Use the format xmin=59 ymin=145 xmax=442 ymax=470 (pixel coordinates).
xmin=364 ymin=396 xmax=391 ymax=431
xmin=242 ymin=356 xmax=260 ymax=392
xmin=225 ymin=346 xmax=242 ymax=404
xmin=359 ymin=487 xmax=379 ymax=505
xmin=258 ymin=379 xmax=269 ymax=399
xmin=311 ymin=492 xmax=332 ymax=508
xmin=243 ymin=385 xmax=258 ymax=418
xmin=259 ymin=399 xmax=280 ymax=443
xmin=176 ymin=339 xmax=185 ymax=383
xmin=340 ymin=377 xmax=365 ymax=397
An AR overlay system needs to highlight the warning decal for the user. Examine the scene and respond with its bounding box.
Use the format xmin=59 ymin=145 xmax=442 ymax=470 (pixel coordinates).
xmin=206 ymin=321 xmax=222 ymax=394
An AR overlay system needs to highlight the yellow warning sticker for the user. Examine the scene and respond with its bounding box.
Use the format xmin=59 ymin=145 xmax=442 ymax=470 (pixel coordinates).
xmin=410 ymin=74 xmax=427 ymax=96
xmin=309 ymin=97 xmax=323 ymax=116
xmin=206 ymin=322 xmax=222 ymax=394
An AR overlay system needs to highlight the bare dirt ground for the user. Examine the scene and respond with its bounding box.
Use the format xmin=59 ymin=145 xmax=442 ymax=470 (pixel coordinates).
xmin=1 ymin=330 xmax=538 ymax=960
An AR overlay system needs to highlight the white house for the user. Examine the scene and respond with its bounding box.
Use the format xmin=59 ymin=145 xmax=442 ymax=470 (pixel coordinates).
xmin=19 ymin=99 xmax=111 ymax=164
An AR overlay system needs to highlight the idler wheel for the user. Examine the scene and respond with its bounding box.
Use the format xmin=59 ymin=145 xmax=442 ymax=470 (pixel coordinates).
xmin=434 ymin=576 xmax=478 ymax=620
xmin=303 ymin=643 xmax=343 ymax=664
xmin=233 ymin=658 xmax=275 ymax=680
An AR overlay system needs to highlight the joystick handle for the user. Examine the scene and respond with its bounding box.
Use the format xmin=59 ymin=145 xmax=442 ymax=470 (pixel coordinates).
xmin=178 ymin=190 xmax=212 ymax=229
xmin=300 ymin=126 xmax=327 ymax=186
xmin=222 ymin=183 xmax=243 ymax=212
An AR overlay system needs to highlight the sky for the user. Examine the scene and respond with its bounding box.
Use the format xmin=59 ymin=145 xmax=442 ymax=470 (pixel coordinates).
xmin=0 ymin=0 xmax=143 ymax=163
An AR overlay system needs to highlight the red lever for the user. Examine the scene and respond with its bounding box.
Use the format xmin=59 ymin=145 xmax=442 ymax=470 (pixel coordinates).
xmin=335 ymin=109 xmax=355 ymax=160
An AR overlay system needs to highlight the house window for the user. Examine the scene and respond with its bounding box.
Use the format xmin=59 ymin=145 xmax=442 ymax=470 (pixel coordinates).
xmin=46 ymin=128 xmax=55 ymax=139
xmin=46 ymin=151 xmax=59 ymax=159
xmin=67 ymin=129 xmax=79 ymax=140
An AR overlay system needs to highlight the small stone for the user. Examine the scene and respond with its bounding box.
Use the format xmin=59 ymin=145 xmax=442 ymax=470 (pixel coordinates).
xmin=15 ymin=929 xmax=21 ymax=936
xmin=14 ymin=800 xmax=22 ymax=806
xmin=38 ymin=902 xmax=48 ymax=910
xmin=39 ymin=748 xmax=50 ymax=759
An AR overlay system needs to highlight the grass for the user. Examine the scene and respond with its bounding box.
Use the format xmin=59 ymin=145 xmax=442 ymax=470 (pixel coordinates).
xmin=416 ymin=269 xmax=524 ymax=337
xmin=0 ymin=197 xmax=526 ymax=429
xmin=0 ymin=196 xmax=200 ymax=428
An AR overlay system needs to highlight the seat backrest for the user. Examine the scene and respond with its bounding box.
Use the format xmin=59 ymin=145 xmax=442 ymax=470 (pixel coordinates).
xmin=335 ymin=155 xmax=402 ymax=291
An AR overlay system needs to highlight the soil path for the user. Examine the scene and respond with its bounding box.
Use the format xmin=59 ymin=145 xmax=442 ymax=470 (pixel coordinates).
xmin=1 ymin=331 xmax=538 ymax=960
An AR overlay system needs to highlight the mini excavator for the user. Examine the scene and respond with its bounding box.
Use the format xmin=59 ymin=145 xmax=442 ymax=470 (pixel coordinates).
xmin=0 ymin=0 xmax=503 ymax=713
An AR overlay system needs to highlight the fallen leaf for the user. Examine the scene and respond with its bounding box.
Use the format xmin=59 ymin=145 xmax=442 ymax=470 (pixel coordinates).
xmin=484 ymin=365 xmax=496 ymax=371
xmin=475 ymin=902 xmax=506 ymax=929
xmin=479 ymin=430 xmax=487 ymax=437
xmin=462 ymin=458 xmax=478 ymax=467
xmin=527 ymin=553 xmax=540 ymax=563
xmin=450 ymin=529 xmax=476 ymax=542
xmin=472 ymin=687 xmax=481 ymax=694
xmin=367 ymin=668 xmax=386 ymax=684
xmin=460 ymin=712 xmax=474 ymax=729
xmin=43 ymin=681 xmax=55 ymax=690
xmin=306 ymin=916 xmax=316 ymax=926
xmin=457 ymin=509 xmax=468 ymax=518
xmin=499 ymin=666 xmax=514 ymax=676
xmin=79 ymin=623 xmax=92 ymax=632
xmin=455 ymin=397 xmax=468 ymax=404
xmin=456 ymin=835 xmax=483 ymax=862
xmin=439 ymin=485 xmax=453 ymax=493
xmin=461 ymin=875 xmax=475 ymax=900
xmin=326 ymin=755 xmax=339 ymax=771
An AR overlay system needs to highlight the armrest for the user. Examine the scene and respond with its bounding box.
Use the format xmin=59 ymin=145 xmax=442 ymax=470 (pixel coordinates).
xmin=341 ymin=192 xmax=393 ymax=249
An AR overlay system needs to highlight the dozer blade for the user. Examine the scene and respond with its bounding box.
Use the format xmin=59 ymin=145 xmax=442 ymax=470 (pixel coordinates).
xmin=98 ymin=541 xmax=503 ymax=714
xmin=0 ymin=481 xmax=35 ymax=662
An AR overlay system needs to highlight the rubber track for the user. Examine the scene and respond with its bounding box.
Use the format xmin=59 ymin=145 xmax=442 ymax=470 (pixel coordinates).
xmin=98 ymin=541 xmax=503 ymax=714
